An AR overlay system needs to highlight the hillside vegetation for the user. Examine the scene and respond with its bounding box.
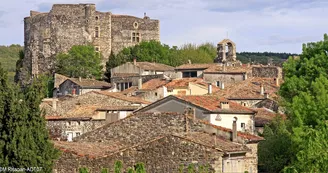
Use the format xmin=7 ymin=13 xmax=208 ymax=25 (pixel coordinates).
xmin=0 ymin=44 xmax=23 ymax=82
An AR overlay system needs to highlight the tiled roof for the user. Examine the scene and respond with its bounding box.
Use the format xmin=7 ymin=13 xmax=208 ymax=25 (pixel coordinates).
xmin=121 ymin=86 xmax=138 ymax=95
xmin=175 ymin=132 xmax=249 ymax=153
xmin=175 ymin=63 xmax=216 ymax=70
xmin=62 ymin=105 xmax=99 ymax=118
xmin=54 ymin=73 xmax=69 ymax=88
xmin=214 ymin=77 xmax=281 ymax=100
xmin=164 ymin=78 xmax=220 ymax=92
xmin=93 ymin=91 xmax=150 ymax=104
xmin=67 ymin=78 xmax=111 ymax=89
xmin=253 ymin=108 xmax=285 ymax=127
xmin=141 ymin=78 xmax=169 ymax=90
xmin=112 ymin=73 xmax=139 ymax=77
xmin=175 ymin=95 xmax=255 ymax=114
xmin=203 ymin=64 xmax=251 ymax=74
xmin=135 ymin=62 xmax=175 ymax=71
xmin=96 ymin=106 xmax=140 ymax=111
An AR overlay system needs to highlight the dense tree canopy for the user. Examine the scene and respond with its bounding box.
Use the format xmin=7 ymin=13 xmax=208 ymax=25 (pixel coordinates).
xmin=0 ymin=63 xmax=60 ymax=172
xmin=259 ymin=34 xmax=328 ymax=173
xmin=0 ymin=44 xmax=23 ymax=82
xmin=55 ymin=45 xmax=103 ymax=79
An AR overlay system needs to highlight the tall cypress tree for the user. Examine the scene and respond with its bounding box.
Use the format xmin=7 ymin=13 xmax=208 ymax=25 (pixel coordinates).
xmin=0 ymin=64 xmax=60 ymax=172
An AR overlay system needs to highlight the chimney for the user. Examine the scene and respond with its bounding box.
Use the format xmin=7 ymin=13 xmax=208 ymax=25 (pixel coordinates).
xmin=243 ymin=73 xmax=247 ymax=80
xmin=138 ymin=78 xmax=142 ymax=89
xmin=232 ymin=117 xmax=237 ymax=142
xmin=264 ymin=92 xmax=269 ymax=99
xmin=52 ymin=99 xmax=57 ymax=111
xmin=133 ymin=58 xmax=137 ymax=65
xmin=208 ymin=83 xmax=212 ymax=94
xmin=188 ymin=60 xmax=191 ymax=64
xmin=220 ymin=82 xmax=225 ymax=90
xmin=275 ymin=78 xmax=279 ymax=86
xmin=260 ymin=83 xmax=264 ymax=95
xmin=220 ymin=101 xmax=229 ymax=109
xmin=79 ymin=77 xmax=82 ymax=82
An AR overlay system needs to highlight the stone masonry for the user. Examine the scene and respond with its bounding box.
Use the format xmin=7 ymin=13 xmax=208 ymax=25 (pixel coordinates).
xmin=18 ymin=4 xmax=160 ymax=83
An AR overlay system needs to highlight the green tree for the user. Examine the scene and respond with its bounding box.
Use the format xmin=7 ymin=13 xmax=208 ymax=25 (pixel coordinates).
xmin=0 ymin=64 xmax=60 ymax=172
xmin=79 ymin=167 xmax=89 ymax=173
xmin=258 ymin=117 xmax=293 ymax=173
xmin=135 ymin=162 xmax=146 ymax=173
xmin=55 ymin=45 xmax=102 ymax=79
xmin=104 ymin=51 xmax=130 ymax=82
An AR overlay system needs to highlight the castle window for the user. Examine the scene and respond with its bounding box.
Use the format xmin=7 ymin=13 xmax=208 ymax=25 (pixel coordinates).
xmin=133 ymin=22 xmax=139 ymax=29
xmin=95 ymin=16 xmax=99 ymax=20
xmin=95 ymin=46 xmax=100 ymax=52
xmin=132 ymin=32 xmax=140 ymax=42
xmin=95 ymin=27 xmax=100 ymax=37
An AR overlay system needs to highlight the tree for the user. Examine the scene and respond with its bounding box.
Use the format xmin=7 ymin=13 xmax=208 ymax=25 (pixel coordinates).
xmin=258 ymin=117 xmax=293 ymax=173
xmin=114 ymin=160 xmax=123 ymax=173
xmin=55 ymin=45 xmax=103 ymax=79
xmin=104 ymin=51 xmax=130 ymax=82
xmin=0 ymin=64 xmax=60 ymax=172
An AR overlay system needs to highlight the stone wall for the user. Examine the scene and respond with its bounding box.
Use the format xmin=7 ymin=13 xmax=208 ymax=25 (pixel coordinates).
xmin=252 ymin=66 xmax=282 ymax=79
xmin=18 ymin=4 xmax=160 ymax=84
xmin=111 ymin=74 xmax=164 ymax=86
xmin=47 ymin=119 xmax=105 ymax=140
xmin=54 ymin=135 xmax=222 ymax=173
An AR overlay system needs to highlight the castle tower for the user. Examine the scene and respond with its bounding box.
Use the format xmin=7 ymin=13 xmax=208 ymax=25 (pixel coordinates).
xmin=215 ymin=39 xmax=237 ymax=63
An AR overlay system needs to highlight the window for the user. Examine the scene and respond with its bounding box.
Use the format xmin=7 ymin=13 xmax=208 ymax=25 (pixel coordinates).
xmin=75 ymin=132 xmax=81 ymax=137
xmin=132 ymin=32 xmax=140 ymax=42
xmin=67 ymin=121 xmax=71 ymax=126
xmin=182 ymin=71 xmax=197 ymax=78
xmin=155 ymin=92 xmax=158 ymax=96
xmin=241 ymin=123 xmax=246 ymax=131
xmin=95 ymin=16 xmax=99 ymax=20
xmin=95 ymin=46 xmax=100 ymax=52
xmin=133 ymin=22 xmax=138 ymax=29
xmin=95 ymin=27 xmax=99 ymax=37
xmin=125 ymin=82 xmax=129 ymax=90
xmin=129 ymin=82 xmax=132 ymax=87
xmin=77 ymin=121 xmax=81 ymax=125
xmin=216 ymin=81 xmax=220 ymax=87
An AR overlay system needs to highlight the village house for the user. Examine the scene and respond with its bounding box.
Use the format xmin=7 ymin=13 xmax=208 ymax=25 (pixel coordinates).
xmin=53 ymin=112 xmax=263 ymax=173
xmin=41 ymin=91 xmax=149 ymax=140
xmin=134 ymin=95 xmax=257 ymax=134
xmin=58 ymin=78 xmax=113 ymax=96
xmin=123 ymin=78 xmax=220 ymax=102
xmin=252 ymin=108 xmax=285 ymax=134
xmin=110 ymin=59 xmax=176 ymax=91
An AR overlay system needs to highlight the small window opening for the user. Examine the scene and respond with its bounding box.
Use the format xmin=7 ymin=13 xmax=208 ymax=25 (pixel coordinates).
xmin=95 ymin=27 xmax=99 ymax=38
xmin=95 ymin=16 xmax=99 ymax=20
xmin=132 ymin=32 xmax=140 ymax=42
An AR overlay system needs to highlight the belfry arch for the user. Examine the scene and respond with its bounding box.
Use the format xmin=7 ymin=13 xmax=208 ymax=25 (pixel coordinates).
xmin=215 ymin=39 xmax=237 ymax=63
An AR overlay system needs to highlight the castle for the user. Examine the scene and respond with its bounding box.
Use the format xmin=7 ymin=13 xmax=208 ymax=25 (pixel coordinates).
xmin=17 ymin=4 xmax=160 ymax=83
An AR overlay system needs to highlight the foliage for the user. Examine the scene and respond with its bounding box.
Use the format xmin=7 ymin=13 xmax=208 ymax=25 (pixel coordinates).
xmin=104 ymin=51 xmax=130 ymax=82
xmin=79 ymin=167 xmax=89 ymax=173
xmin=55 ymin=45 xmax=103 ymax=79
xmin=237 ymin=52 xmax=298 ymax=66
xmin=188 ymin=163 xmax=195 ymax=173
xmin=101 ymin=168 xmax=109 ymax=173
xmin=259 ymin=34 xmax=328 ymax=172
xmin=127 ymin=167 xmax=135 ymax=173
xmin=134 ymin=162 xmax=146 ymax=173
xmin=0 ymin=44 xmax=23 ymax=82
xmin=0 ymin=63 xmax=60 ymax=172
xmin=114 ymin=160 xmax=123 ymax=173
xmin=258 ymin=117 xmax=293 ymax=173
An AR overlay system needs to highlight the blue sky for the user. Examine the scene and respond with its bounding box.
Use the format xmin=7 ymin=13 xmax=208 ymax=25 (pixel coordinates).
xmin=0 ymin=0 xmax=328 ymax=53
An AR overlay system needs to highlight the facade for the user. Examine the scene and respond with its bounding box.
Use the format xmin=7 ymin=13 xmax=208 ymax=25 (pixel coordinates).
xmin=58 ymin=78 xmax=112 ymax=96
xmin=18 ymin=4 xmax=160 ymax=83
xmin=53 ymin=112 xmax=263 ymax=173
xmin=110 ymin=60 xmax=175 ymax=91
xmin=134 ymin=95 xmax=256 ymax=134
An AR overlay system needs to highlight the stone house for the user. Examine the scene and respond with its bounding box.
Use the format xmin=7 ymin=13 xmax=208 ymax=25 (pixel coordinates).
xmin=252 ymin=108 xmax=285 ymax=134
xmin=53 ymin=73 xmax=69 ymax=97
xmin=175 ymin=63 xmax=216 ymax=78
xmin=130 ymin=78 xmax=220 ymax=102
xmin=110 ymin=59 xmax=176 ymax=91
xmin=58 ymin=78 xmax=112 ymax=96
xmin=53 ymin=112 xmax=263 ymax=173
xmin=214 ymin=77 xmax=281 ymax=108
xmin=134 ymin=95 xmax=257 ymax=134
xmin=45 ymin=105 xmax=140 ymax=141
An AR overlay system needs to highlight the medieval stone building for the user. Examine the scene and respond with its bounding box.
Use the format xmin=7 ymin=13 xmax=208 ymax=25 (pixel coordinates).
xmin=18 ymin=3 xmax=160 ymax=83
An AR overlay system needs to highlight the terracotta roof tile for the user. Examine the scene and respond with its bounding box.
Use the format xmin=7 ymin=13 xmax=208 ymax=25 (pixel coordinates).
xmin=164 ymin=78 xmax=220 ymax=92
xmin=121 ymin=86 xmax=138 ymax=95
xmin=203 ymin=65 xmax=252 ymax=74
xmin=54 ymin=73 xmax=69 ymax=88
xmin=253 ymin=108 xmax=285 ymax=127
xmin=135 ymin=62 xmax=174 ymax=71
xmin=93 ymin=91 xmax=150 ymax=104
xmin=175 ymin=63 xmax=216 ymax=70
xmin=175 ymin=95 xmax=255 ymax=114
xmin=67 ymin=78 xmax=111 ymax=89
xmin=214 ymin=77 xmax=281 ymax=100
xmin=142 ymin=78 xmax=169 ymax=90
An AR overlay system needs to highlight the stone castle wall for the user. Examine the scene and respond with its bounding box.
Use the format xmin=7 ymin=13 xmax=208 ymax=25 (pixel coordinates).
xmin=18 ymin=4 xmax=160 ymax=83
